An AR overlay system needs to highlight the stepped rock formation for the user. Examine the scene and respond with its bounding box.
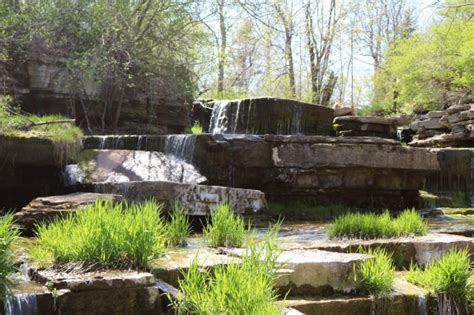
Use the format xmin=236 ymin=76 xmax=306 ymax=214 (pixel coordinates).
xmin=83 ymin=134 xmax=440 ymax=209
xmin=333 ymin=116 xmax=398 ymax=139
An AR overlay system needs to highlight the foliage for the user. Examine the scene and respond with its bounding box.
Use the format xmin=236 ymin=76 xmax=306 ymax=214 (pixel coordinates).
xmin=0 ymin=95 xmax=83 ymax=146
xmin=204 ymin=201 xmax=246 ymax=248
xmin=0 ymin=214 xmax=18 ymax=302
xmin=166 ymin=202 xmax=192 ymax=247
xmin=328 ymin=208 xmax=428 ymax=239
xmin=32 ymin=200 xmax=167 ymax=269
xmin=407 ymin=248 xmax=473 ymax=314
xmin=187 ymin=121 xmax=203 ymax=135
xmin=355 ymin=247 xmax=394 ymax=296
xmin=450 ymin=192 xmax=469 ymax=208
xmin=268 ymin=202 xmax=351 ymax=221
xmin=174 ymin=230 xmax=282 ymax=315
xmin=372 ymin=10 xmax=474 ymax=114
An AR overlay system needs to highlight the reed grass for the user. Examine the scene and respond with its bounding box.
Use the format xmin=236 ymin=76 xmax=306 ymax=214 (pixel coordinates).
xmin=204 ymin=201 xmax=246 ymax=248
xmin=0 ymin=214 xmax=18 ymax=302
xmin=407 ymin=248 xmax=473 ymax=314
xmin=190 ymin=121 xmax=203 ymax=135
xmin=32 ymin=200 xmax=167 ymax=269
xmin=328 ymin=208 xmax=428 ymax=239
xmin=166 ymin=202 xmax=192 ymax=247
xmin=175 ymin=230 xmax=282 ymax=314
xmin=356 ymin=247 xmax=394 ymax=296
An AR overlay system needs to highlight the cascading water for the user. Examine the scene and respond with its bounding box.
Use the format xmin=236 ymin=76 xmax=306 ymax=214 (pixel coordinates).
xmin=5 ymin=293 xmax=38 ymax=315
xmin=162 ymin=135 xmax=196 ymax=162
xmin=209 ymin=100 xmax=232 ymax=134
xmin=417 ymin=293 xmax=428 ymax=315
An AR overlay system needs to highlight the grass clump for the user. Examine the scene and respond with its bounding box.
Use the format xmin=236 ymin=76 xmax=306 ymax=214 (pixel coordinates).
xmin=355 ymin=247 xmax=394 ymax=296
xmin=0 ymin=215 xmax=19 ymax=302
xmin=32 ymin=200 xmax=167 ymax=269
xmin=190 ymin=121 xmax=203 ymax=135
xmin=174 ymin=232 xmax=282 ymax=314
xmin=0 ymin=95 xmax=82 ymax=144
xmin=204 ymin=201 xmax=246 ymax=248
xmin=328 ymin=208 xmax=428 ymax=239
xmin=407 ymin=248 xmax=473 ymax=314
xmin=166 ymin=202 xmax=192 ymax=247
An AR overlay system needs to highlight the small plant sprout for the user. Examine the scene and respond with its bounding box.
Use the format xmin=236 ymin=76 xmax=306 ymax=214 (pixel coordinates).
xmin=356 ymin=247 xmax=394 ymax=296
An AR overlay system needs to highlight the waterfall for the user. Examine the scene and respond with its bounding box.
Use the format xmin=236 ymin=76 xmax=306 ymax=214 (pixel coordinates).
xmin=291 ymin=104 xmax=303 ymax=135
xmin=163 ymin=135 xmax=196 ymax=162
xmin=209 ymin=100 xmax=232 ymax=134
xmin=97 ymin=135 xmax=107 ymax=149
xmin=137 ymin=135 xmax=145 ymax=150
xmin=5 ymin=293 xmax=38 ymax=315
xmin=417 ymin=293 xmax=427 ymax=315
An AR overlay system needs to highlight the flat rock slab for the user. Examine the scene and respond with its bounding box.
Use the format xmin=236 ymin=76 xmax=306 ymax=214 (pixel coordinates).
xmin=13 ymin=192 xmax=123 ymax=235
xmin=65 ymin=149 xmax=207 ymax=185
xmin=334 ymin=116 xmax=395 ymax=125
xmin=224 ymin=248 xmax=369 ymax=295
xmin=150 ymin=247 xmax=240 ymax=287
xmin=33 ymin=269 xmax=155 ymax=291
xmin=281 ymin=233 xmax=474 ymax=268
xmin=89 ymin=181 xmax=267 ymax=215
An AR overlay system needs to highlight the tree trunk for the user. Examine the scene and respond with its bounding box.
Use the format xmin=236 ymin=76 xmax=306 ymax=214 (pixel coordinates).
xmin=217 ymin=0 xmax=226 ymax=96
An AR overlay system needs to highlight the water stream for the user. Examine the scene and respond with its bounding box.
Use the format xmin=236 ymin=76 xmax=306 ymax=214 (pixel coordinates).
xmin=162 ymin=135 xmax=196 ymax=162
xmin=4 ymin=294 xmax=38 ymax=315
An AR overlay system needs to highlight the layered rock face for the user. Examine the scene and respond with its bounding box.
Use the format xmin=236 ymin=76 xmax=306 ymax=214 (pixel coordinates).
xmin=333 ymin=116 xmax=398 ymax=139
xmin=192 ymin=97 xmax=334 ymax=135
xmin=0 ymin=136 xmax=79 ymax=209
xmin=409 ymin=104 xmax=474 ymax=146
xmin=83 ymin=134 xmax=440 ymax=209
xmin=2 ymin=42 xmax=191 ymax=134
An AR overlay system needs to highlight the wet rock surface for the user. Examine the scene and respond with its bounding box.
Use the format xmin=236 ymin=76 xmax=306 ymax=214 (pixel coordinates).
xmin=87 ymin=181 xmax=267 ymax=215
xmin=13 ymin=192 xmax=123 ymax=235
xmin=0 ymin=135 xmax=80 ymax=209
xmin=83 ymin=134 xmax=440 ymax=209
xmin=65 ymin=149 xmax=207 ymax=185
xmin=193 ymin=97 xmax=335 ymax=135
xmin=282 ymin=233 xmax=474 ymax=268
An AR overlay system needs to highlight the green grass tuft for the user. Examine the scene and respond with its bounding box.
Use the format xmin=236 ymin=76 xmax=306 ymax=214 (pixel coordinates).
xmin=31 ymin=200 xmax=167 ymax=269
xmin=204 ymin=201 xmax=246 ymax=248
xmin=166 ymin=202 xmax=192 ymax=247
xmin=174 ymin=231 xmax=282 ymax=314
xmin=328 ymin=208 xmax=428 ymax=239
xmin=356 ymin=247 xmax=394 ymax=296
xmin=407 ymin=248 xmax=473 ymax=313
xmin=0 ymin=95 xmax=82 ymax=144
xmin=0 ymin=214 xmax=19 ymax=302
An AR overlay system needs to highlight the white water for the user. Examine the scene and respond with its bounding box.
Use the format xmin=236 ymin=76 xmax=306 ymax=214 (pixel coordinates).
xmin=163 ymin=135 xmax=196 ymax=162
xmin=209 ymin=100 xmax=232 ymax=134
xmin=417 ymin=293 xmax=427 ymax=315
xmin=5 ymin=293 xmax=38 ymax=315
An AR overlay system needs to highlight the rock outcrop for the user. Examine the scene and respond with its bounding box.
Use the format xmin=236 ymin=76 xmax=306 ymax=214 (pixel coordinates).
xmin=13 ymin=192 xmax=123 ymax=235
xmin=87 ymin=181 xmax=267 ymax=215
xmin=82 ymin=134 xmax=440 ymax=209
xmin=192 ymin=97 xmax=334 ymax=135
xmin=333 ymin=116 xmax=397 ymax=139
xmin=409 ymin=104 xmax=474 ymax=147
xmin=0 ymin=135 xmax=80 ymax=209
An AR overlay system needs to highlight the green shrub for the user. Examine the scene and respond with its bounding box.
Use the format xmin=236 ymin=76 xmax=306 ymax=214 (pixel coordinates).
xmin=204 ymin=201 xmax=246 ymax=248
xmin=174 ymin=232 xmax=282 ymax=314
xmin=166 ymin=202 xmax=192 ymax=247
xmin=32 ymin=200 xmax=167 ymax=269
xmin=0 ymin=214 xmax=18 ymax=302
xmin=190 ymin=121 xmax=203 ymax=135
xmin=407 ymin=248 xmax=473 ymax=314
xmin=328 ymin=209 xmax=428 ymax=239
xmin=356 ymin=247 xmax=394 ymax=296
